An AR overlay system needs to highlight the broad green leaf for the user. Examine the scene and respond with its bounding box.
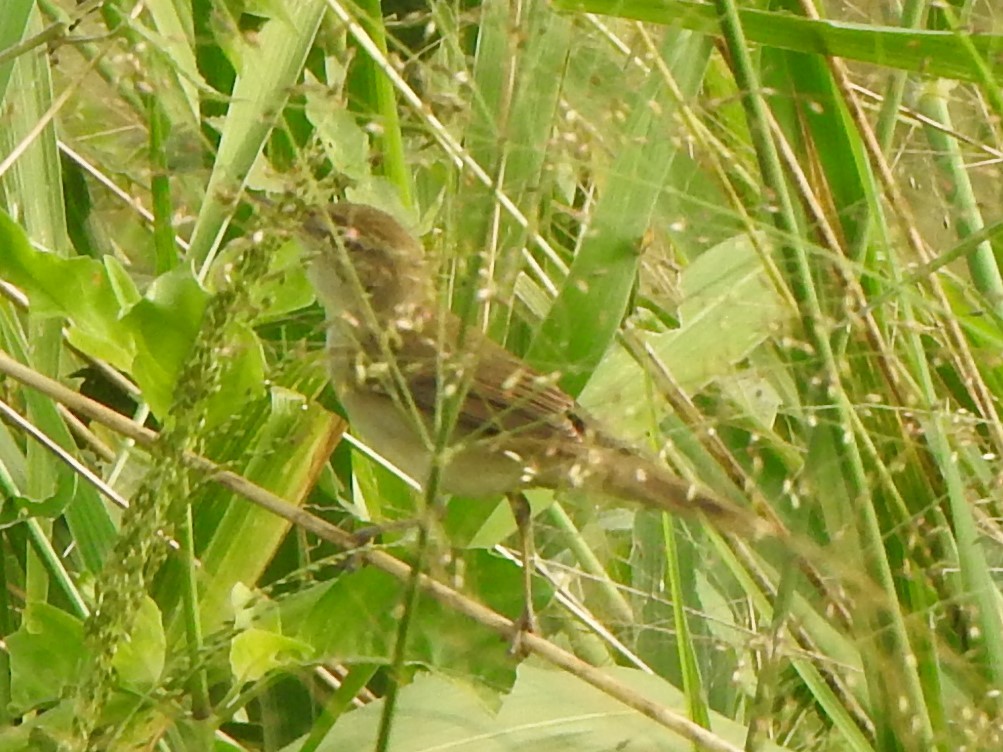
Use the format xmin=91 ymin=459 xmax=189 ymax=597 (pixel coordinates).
xmin=553 ymin=0 xmax=1003 ymax=85
xmin=580 ymin=233 xmax=789 ymax=441
xmin=103 ymin=255 xmax=143 ymax=308
xmin=527 ymin=30 xmax=713 ymax=396
xmin=187 ymin=0 xmax=327 ymax=270
xmin=4 ymin=468 xmax=77 ymax=521
xmin=123 ymin=265 xmax=210 ymax=416
xmin=304 ymin=78 xmax=372 ymax=181
xmin=0 ymin=209 xmax=135 ymax=369
xmin=298 ymin=567 xmax=402 ymax=661
xmin=0 ymin=0 xmax=33 ymax=102
xmin=0 ymin=702 xmax=74 ymax=751
xmin=291 ymin=663 xmax=793 ymax=752
xmin=297 ymin=553 xmax=531 ymax=688
xmin=454 ymin=0 xmax=572 ymax=330
xmin=209 ymin=237 xmax=315 ymax=322
xmin=202 ymin=321 xmax=267 ymax=429
xmin=191 ymin=387 xmax=344 ymax=633
xmin=144 ymin=0 xmax=203 ymax=123
xmin=7 ymin=603 xmax=85 ymax=713
xmin=231 ymin=628 xmax=313 ymax=682
xmin=113 ymin=597 xmax=166 ymax=689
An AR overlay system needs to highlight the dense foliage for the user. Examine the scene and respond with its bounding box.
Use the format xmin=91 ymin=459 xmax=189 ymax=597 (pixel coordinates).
xmin=1 ymin=1 xmax=1002 ymax=750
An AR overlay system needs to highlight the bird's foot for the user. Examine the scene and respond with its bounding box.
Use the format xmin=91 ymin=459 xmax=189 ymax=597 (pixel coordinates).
xmin=508 ymin=606 xmax=538 ymax=658
xmin=351 ymin=518 xmax=419 ymax=545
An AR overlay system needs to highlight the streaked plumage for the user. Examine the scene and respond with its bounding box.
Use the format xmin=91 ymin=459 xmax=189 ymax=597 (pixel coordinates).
xmin=301 ymin=202 xmax=770 ymax=536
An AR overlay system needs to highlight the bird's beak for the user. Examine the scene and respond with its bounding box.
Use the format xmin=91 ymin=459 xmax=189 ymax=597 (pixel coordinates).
xmin=303 ymin=210 xmax=333 ymax=240
xmin=300 ymin=246 xmax=324 ymax=264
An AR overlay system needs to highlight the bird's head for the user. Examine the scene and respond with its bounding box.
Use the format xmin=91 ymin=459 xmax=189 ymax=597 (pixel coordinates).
xmin=300 ymin=202 xmax=428 ymax=322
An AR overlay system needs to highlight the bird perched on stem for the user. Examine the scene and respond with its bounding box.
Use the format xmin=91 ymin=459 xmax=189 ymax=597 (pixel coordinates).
xmin=299 ymin=201 xmax=773 ymax=539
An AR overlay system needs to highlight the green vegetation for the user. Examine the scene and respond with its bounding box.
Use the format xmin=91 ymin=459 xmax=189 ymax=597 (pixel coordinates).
xmin=1 ymin=0 xmax=1001 ymax=750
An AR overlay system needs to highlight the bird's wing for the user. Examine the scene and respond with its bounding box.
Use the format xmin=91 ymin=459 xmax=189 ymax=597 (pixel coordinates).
xmin=444 ymin=332 xmax=583 ymax=442
xmin=357 ymin=311 xmax=585 ymax=443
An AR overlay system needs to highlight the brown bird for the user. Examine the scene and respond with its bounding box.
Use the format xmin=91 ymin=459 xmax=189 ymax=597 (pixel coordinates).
xmin=299 ymin=202 xmax=770 ymax=538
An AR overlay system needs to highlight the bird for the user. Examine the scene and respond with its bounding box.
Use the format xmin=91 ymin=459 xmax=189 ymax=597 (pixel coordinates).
xmin=298 ymin=201 xmax=772 ymax=539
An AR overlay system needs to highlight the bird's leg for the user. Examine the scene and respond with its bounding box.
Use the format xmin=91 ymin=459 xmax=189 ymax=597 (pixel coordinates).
xmin=351 ymin=518 xmax=420 ymax=545
xmin=507 ymin=492 xmax=537 ymax=656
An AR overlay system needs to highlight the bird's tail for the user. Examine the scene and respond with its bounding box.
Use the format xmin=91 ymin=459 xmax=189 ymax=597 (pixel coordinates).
xmin=591 ymin=447 xmax=778 ymax=539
